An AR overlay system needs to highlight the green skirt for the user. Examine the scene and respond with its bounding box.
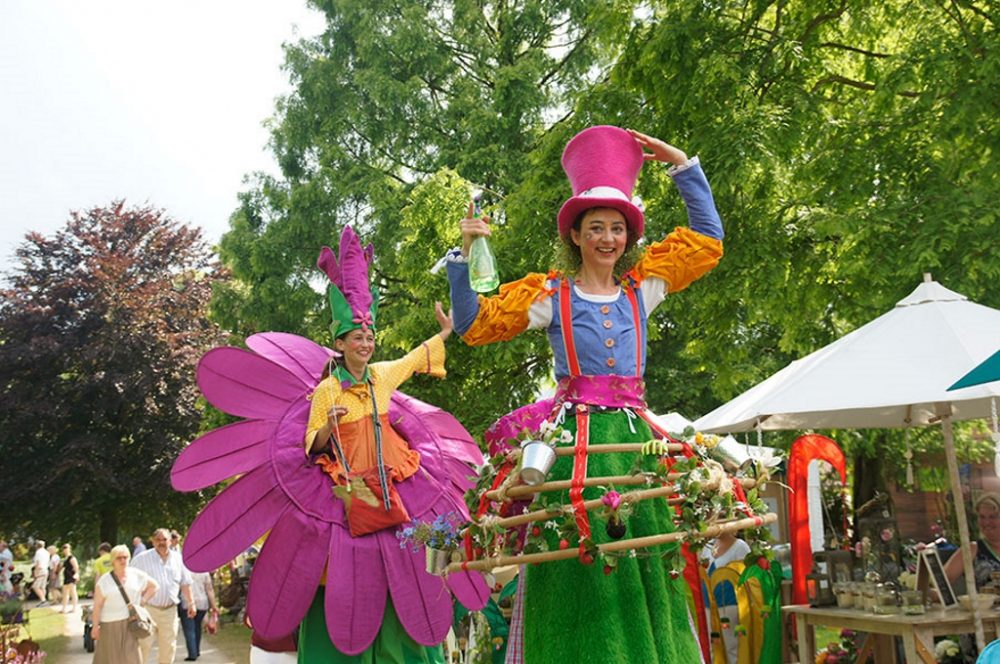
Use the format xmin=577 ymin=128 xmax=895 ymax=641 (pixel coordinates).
xmin=299 ymin=590 xmax=445 ymax=664
xmin=522 ymin=410 xmax=703 ymax=664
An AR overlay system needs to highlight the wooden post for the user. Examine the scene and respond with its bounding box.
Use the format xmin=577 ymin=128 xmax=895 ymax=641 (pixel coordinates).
xmin=938 ymin=402 xmax=986 ymax=650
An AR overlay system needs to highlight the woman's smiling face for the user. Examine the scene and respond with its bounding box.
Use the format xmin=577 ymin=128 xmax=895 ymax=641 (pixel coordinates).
xmin=570 ymin=207 xmax=628 ymax=269
xmin=336 ymin=328 xmax=376 ymax=371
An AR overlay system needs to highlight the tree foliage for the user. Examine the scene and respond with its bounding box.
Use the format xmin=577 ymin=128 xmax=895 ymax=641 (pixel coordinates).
xmin=0 ymin=203 xmax=225 ymax=544
xmin=214 ymin=0 xmax=642 ymax=432
xmin=216 ymin=0 xmax=998 ymax=480
xmin=602 ymin=0 xmax=1000 ymax=493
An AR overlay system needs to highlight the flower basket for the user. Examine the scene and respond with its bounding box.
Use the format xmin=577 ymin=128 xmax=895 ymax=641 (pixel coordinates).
xmin=397 ymin=512 xmax=464 ymax=576
xmin=519 ymin=440 xmax=557 ymax=486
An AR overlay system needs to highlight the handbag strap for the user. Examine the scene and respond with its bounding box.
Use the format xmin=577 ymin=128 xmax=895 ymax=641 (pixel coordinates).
xmin=109 ymin=571 xmax=137 ymax=612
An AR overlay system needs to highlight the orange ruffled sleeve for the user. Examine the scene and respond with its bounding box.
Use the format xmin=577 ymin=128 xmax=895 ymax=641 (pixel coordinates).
xmin=630 ymin=227 xmax=724 ymax=293
xmin=461 ymin=272 xmax=553 ymax=346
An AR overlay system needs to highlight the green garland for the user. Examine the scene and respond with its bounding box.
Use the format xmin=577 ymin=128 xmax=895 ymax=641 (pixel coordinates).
xmin=461 ymin=427 xmax=782 ymax=574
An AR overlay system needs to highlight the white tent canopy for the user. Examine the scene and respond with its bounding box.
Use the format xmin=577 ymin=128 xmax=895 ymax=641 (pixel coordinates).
xmin=695 ymin=278 xmax=1000 ymax=433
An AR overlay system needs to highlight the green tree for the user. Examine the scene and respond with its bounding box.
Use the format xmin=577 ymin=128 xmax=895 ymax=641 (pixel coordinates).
xmin=214 ymin=0 xmax=644 ymax=432
xmin=0 ymin=203 xmax=225 ymax=544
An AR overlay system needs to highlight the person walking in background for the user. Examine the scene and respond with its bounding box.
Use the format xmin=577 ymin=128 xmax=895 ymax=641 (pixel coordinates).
xmin=0 ymin=541 xmax=13 ymax=594
xmin=31 ymin=540 xmax=49 ymax=605
xmin=46 ymin=545 xmax=61 ymax=603
xmin=131 ymin=528 xmax=196 ymax=664
xmin=91 ymin=544 xmax=158 ymax=664
xmin=132 ymin=537 xmax=147 ymax=557
xmin=60 ymin=543 xmax=80 ymax=614
xmin=179 ymin=564 xmax=218 ymax=661
xmin=92 ymin=542 xmax=112 ymax=585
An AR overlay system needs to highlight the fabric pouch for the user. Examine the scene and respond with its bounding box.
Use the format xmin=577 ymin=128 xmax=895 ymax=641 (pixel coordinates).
xmin=326 ymin=463 xmax=410 ymax=537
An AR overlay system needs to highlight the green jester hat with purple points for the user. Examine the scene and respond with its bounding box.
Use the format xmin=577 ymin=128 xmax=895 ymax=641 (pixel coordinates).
xmin=317 ymin=225 xmax=379 ymax=340
xmin=169 ymin=225 xmax=489 ymax=655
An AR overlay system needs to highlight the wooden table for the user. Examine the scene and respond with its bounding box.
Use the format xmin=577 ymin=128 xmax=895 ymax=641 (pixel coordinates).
xmin=784 ymin=604 xmax=1000 ymax=663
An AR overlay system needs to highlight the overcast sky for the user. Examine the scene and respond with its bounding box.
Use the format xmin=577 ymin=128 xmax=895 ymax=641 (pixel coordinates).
xmin=0 ymin=1 xmax=327 ymax=273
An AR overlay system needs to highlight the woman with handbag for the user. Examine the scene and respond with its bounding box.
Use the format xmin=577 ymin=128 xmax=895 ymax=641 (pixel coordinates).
xmin=91 ymin=544 xmax=159 ymax=664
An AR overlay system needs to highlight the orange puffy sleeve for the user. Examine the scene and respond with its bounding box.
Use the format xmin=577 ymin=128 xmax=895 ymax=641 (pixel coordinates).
xmin=630 ymin=227 xmax=723 ymax=293
xmin=461 ymin=272 xmax=554 ymax=346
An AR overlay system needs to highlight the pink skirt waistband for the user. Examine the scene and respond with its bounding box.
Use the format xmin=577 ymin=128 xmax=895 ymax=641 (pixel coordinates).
xmin=553 ymin=375 xmax=647 ymax=410
xmin=484 ymin=375 xmax=646 ymax=455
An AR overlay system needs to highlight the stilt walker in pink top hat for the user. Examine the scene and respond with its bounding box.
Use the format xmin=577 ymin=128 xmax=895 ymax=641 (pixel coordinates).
xmin=446 ymin=126 xmax=725 ymax=663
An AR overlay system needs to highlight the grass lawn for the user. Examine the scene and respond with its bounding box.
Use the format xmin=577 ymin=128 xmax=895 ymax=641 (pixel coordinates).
xmin=15 ymin=606 xmax=72 ymax=661
xmin=202 ymin=619 xmax=253 ymax=664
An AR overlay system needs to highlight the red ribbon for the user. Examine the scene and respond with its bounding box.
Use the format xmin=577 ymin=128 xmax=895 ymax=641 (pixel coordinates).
xmin=570 ymin=405 xmax=591 ymax=554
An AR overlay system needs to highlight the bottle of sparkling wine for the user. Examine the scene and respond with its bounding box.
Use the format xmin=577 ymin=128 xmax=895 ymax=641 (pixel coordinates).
xmin=467 ymin=191 xmax=499 ymax=292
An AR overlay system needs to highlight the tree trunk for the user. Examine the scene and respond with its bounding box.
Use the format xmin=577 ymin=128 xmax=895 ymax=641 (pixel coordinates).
xmin=99 ymin=505 xmax=118 ymax=545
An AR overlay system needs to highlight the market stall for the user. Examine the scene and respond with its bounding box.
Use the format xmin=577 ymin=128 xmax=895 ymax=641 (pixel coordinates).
xmin=695 ymin=275 xmax=1000 ymax=650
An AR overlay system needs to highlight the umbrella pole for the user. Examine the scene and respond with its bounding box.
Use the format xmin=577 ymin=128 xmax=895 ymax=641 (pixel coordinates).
xmin=939 ymin=404 xmax=986 ymax=651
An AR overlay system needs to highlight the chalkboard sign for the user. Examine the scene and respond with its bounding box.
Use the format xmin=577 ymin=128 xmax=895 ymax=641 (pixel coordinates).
xmin=916 ymin=547 xmax=957 ymax=608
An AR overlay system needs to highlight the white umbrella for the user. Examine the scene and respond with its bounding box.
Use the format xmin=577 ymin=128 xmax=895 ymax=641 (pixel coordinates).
xmin=695 ymin=276 xmax=1000 ymax=433
xmin=694 ymin=274 xmax=1000 ymax=649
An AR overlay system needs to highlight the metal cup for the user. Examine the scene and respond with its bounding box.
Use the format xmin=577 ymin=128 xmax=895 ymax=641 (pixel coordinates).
xmin=425 ymin=547 xmax=452 ymax=576
xmin=519 ymin=440 xmax=556 ymax=486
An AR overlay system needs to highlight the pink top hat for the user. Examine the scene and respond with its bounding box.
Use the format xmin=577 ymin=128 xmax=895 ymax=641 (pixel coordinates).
xmin=557 ymin=125 xmax=645 ymax=238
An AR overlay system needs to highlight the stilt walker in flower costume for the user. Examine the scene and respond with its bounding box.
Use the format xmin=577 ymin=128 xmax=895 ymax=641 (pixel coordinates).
xmin=171 ymin=227 xmax=490 ymax=663
xmin=447 ymin=127 xmax=724 ymax=663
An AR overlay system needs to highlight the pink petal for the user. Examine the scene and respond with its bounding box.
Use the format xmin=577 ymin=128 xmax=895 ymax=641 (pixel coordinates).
xmin=326 ymin=527 xmax=387 ymax=654
xmin=377 ymin=529 xmax=453 ymax=646
xmin=270 ymin=402 xmax=345 ymax=525
xmin=171 ymin=420 xmax=274 ymax=491
xmin=197 ymin=347 xmax=307 ymax=418
xmin=317 ymin=245 xmax=341 ymax=285
xmin=245 ymin=332 xmax=335 ymax=386
xmin=390 ymin=393 xmax=482 ymax=464
xmin=247 ymin=510 xmax=330 ymax=640
xmin=447 ymin=571 xmax=490 ymax=612
xmin=183 ymin=465 xmax=291 ymax=573
xmin=336 ymin=227 xmax=373 ymax=318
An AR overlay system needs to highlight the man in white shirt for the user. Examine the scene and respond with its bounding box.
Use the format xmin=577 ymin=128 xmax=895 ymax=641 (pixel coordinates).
xmin=131 ymin=528 xmax=196 ymax=664
xmin=31 ymin=540 xmax=49 ymax=605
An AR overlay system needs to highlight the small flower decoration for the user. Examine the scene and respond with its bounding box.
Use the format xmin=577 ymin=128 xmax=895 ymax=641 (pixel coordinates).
xmin=934 ymin=638 xmax=961 ymax=663
xmin=397 ymin=512 xmax=464 ymax=552
xmin=528 ymin=420 xmax=574 ymax=447
xmin=599 ymin=487 xmax=635 ymax=540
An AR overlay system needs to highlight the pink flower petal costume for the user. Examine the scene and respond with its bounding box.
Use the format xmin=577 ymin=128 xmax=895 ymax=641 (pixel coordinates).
xmin=172 ymin=229 xmax=489 ymax=660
